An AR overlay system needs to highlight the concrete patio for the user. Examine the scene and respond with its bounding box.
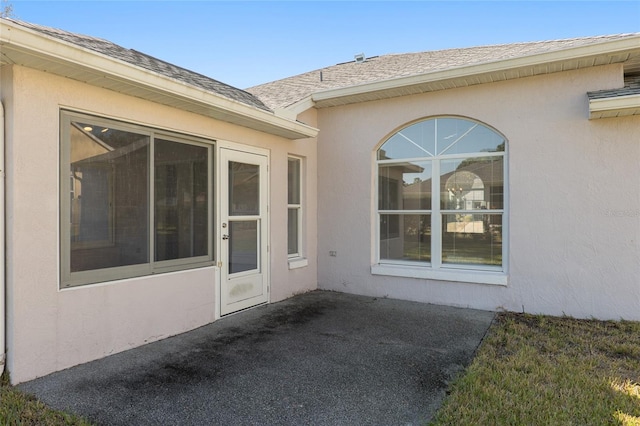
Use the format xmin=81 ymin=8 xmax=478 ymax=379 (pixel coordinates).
xmin=19 ymin=291 xmax=495 ymax=425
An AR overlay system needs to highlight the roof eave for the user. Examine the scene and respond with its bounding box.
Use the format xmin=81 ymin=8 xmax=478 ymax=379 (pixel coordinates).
xmin=308 ymin=35 xmax=640 ymax=109
xmin=284 ymin=95 xmax=316 ymax=117
xmin=0 ymin=20 xmax=318 ymax=140
xmin=588 ymin=93 xmax=640 ymax=119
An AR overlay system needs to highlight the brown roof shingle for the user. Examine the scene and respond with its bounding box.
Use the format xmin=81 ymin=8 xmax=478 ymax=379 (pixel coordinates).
xmin=588 ymin=74 xmax=640 ymax=100
xmin=247 ymin=34 xmax=640 ymax=109
xmin=6 ymin=19 xmax=272 ymax=112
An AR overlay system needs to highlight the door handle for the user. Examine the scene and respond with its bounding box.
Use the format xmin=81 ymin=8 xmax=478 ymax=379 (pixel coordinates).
xmin=222 ymin=234 xmax=230 ymax=240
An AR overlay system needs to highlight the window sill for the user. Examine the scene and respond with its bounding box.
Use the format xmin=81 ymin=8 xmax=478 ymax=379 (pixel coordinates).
xmin=288 ymin=257 xmax=309 ymax=270
xmin=61 ymin=263 xmax=216 ymax=290
xmin=371 ymin=263 xmax=508 ymax=286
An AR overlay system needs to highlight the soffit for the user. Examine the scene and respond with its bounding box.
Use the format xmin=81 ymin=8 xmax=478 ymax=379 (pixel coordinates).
xmin=587 ymin=74 xmax=640 ymax=119
xmin=310 ymin=41 xmax=640 ymax=108
xmin=588 ymin=94 xmax=640 ymax=119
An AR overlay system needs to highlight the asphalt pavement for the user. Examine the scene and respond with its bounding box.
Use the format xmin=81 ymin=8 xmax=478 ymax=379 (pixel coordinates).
xmin=19 ymin=290 xmax=495 ymax=425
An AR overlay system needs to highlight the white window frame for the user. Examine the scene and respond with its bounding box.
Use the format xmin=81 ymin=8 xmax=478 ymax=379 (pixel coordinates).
xmin=60 ymin=110 xmax=215 ymax=288
xmin=373 ymin=116 xmax=508 ymax=286
xmin=287 ymin=156 xmax=307 ymax=269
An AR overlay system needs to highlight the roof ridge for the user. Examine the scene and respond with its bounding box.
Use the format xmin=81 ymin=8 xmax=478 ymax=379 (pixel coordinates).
xmin=381 ymin=33 xmax=640 ymax=58
xmin=247 ymin=32 xmax=640 ymax=109
xmin=251 ymin=32 xmax=640 ymax=84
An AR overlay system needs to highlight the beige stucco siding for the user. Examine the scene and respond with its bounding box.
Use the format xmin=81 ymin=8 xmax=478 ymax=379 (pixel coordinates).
xmin=4 ymin=65 xmax=318 ymax=383
xmin=316 ymin=64 xmax=640 ymax=321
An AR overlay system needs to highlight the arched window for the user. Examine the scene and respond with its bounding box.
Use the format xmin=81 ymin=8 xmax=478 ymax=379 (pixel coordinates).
xmin=376 ymin=117 xmax=506 ymax=278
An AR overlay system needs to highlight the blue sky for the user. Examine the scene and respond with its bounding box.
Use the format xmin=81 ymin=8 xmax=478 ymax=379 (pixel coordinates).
xmin=6 ymin=1 xmax=640 ymax=88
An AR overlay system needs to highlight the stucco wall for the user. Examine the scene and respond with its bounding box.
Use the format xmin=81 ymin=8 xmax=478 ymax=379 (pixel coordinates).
xmin=272 ymin=107 xmax=318 ymax=302
xmin=316 ymin=64 xmax=640 ymax=321
xmin=5 ymin=65 xmax=318 ymax=383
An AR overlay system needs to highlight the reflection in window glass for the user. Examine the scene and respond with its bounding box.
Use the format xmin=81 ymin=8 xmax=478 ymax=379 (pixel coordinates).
xmin=380 ymin=214 xmax=431 ymax=262
xmin=155 ymin=139 xmax=208 ymax=261
xmin=63 ymin=113 xmax=213 ymax=287
xmin=442 ymin=214 xmax=502 ymax=266
xmin=435 ymin=118 xmax=475 ymax=154
xmin=229 ymin=221 xmax=258 ymax=274
xmin=70 ymin=122 xmax=149 ymax=272
xmin=440 ymin=157 xmax=503 ymax=210
xmin=288 ymin=208 xmax=299 ymax=255
xmin=378 ymin=162 xmax=432 ymax=211
xmin=229 ymin=162 xmax=259 ymax=216
xmin=288 ymin=158 xmax=300 ymax=204
xmin=378 ymin=120 xmax=436 ymax=160
xmin=377 ymin=116 xmax=506 ymax=271
xmin=439 ymin=122 xmax=505 ymax=155
xmin=288 ymin=157 xmax=303 ymax=258
xmin=380 ymin=214 xmax=400 ymax=240
xmin=378 ymin=117 xmax=505 ymax=159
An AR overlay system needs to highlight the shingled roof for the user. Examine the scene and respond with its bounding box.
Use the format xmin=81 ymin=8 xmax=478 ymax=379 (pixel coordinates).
xmin=5 ymin=19 xmax=271 ymax=112
xmin=588 ymin=74 xmax=640 ymax=99
xmin=247 ymin=34 xmax=640 ymax=110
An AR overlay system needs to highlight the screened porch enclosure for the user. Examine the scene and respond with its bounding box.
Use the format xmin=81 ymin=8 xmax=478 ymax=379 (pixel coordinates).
xmin=63 ymin=113 xmax=213 ymax=287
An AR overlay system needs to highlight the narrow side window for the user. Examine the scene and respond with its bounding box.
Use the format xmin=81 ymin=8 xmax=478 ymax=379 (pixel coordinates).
xmin=287 ymin=156 xmax=302 ymax=258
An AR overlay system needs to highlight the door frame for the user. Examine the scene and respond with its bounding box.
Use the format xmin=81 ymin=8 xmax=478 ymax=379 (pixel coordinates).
xmin=215 ymin=141 xmax=270 ymax=318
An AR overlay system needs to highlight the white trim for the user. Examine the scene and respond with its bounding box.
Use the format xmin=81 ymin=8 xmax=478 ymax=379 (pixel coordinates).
xmin=285 ymin=96 xmax=316 ymax=116
xmin=377 ymin=150 xmax=504 ymax=165
xmin=589 ymin=93 xmax=640 ymax=119
xmin=371 ymin=264 xmax=508 ymax=286
xmin=0 ymin=100 xmax=5 ymax=376
xmin=0 ymin=19 xmax=318 ymax=140
xmin=287 ymin=156 xmax=304 ymax=259
xmin=218 ymin=145 xmax=270 ymax=316
xmin=273 ymin=108 xmax=298 ymax=121
xmin=309 ymin=36 xmax=640 ymax=108
xmin=375 ymin=117 xmax=507 ymax=278
xmin=432 ymin=159 xmax=442 ymax=269
xmin=288 ymin=257 xmax=309 ymax=270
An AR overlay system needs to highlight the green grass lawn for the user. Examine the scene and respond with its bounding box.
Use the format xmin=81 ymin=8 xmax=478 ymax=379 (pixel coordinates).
xmin=0 ymin=372 xmax=92 ymax=425
xmin=1 ymin=312 xmax=638 ymax=425
xmin=401 ymin=235 xmax=502 ymax=266
xmin=431 ymin=313 xmax=640 ymax=425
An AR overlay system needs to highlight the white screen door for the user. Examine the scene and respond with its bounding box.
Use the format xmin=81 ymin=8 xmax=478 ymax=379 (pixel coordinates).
xmin=220 ymin=148 xmax=268 ymax=315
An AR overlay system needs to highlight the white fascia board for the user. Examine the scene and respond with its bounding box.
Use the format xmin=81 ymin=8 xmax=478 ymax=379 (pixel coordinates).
xmin=0 ymin=21 xmax=318 ymax=140
xmin=311 ymin=36 xmax=640 ymax=105
xmin=285 ymin=96 xmax=316 ymax=116
xmin=589 ymin=93 xmax=640 ymax=119
xmin=273 ymin=108 xmax=298 ymax=121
